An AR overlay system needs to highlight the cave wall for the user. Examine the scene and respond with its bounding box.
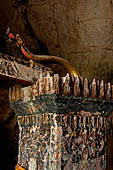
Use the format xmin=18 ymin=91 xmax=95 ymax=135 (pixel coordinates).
xmin=26 ymin=0 xmax=113 ymax=82
xmin=1 ymin=0 xmax=113 ymax=82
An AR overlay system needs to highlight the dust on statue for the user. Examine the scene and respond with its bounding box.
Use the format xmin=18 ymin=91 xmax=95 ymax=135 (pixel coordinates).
xmin=15 ymin=164 xmax=26 ymax=170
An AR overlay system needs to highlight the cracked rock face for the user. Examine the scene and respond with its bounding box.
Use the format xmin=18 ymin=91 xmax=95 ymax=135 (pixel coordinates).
xmin=26 ymin=0 xmax=113 ymax=82
xmin=1 ymin=0 xmax=113 ymax=82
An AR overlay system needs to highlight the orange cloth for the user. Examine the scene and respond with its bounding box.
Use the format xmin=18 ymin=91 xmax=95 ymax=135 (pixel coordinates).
xmin=15 ymin=164 xmax=26 ymax=170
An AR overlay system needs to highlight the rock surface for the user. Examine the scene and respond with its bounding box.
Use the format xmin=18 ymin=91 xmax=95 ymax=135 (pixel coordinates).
xmin=0 ymin=0 xmax=113 ymax=82
xmin=26 ymin=0 xmax=113 ymax=82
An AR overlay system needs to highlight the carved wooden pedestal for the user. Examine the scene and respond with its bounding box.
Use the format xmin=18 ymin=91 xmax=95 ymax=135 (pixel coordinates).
xmin=10 ymin=94 xmax=113 ymax=170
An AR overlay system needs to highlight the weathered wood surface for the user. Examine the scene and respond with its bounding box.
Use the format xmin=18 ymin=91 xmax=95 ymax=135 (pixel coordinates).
xmin=17 ymin=113 xmax=106 ymax=170
xmin=9 ymin=72 xmax=113 ymax=102
xmin=0 ymin=53 xmax=52 ymax=85
xmin=106 ymin=114 xmax=113 ymax=170
xmin=9 ymin=73 xmax=113 ymax=170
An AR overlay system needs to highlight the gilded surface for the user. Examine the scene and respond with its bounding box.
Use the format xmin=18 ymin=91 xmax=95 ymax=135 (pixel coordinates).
xmin=15 ymin=164 xmax=26 ymax=170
